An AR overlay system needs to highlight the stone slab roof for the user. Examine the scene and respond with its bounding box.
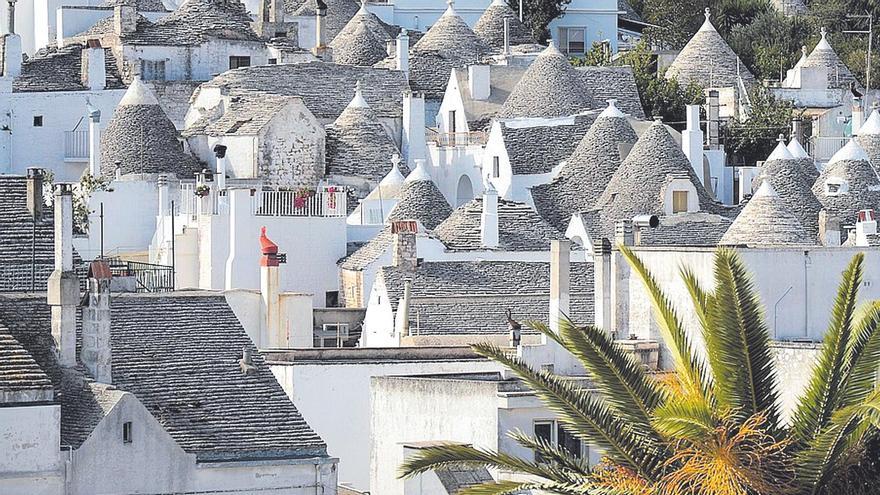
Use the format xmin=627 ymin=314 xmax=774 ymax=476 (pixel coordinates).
xmin=431 ymin=198 xmax=566 ymax=251
xmin=200 ymin=94 xmax=298 ymax=136
xmin=387 ymin=172 xmax=453 ymax=230
xmin=721 ymin=182 xmax=816 ymax=247
xmin=473 ymin=0 xmax=534 ymax=50
xmin=637 ymin=212 xmax=732 ymax=247
xmin=753 ymin=157 xmax=822 ymax=238
xmin=379 ymin=260 xmax=594 ymax=334
xmin=0 ymin=293 xmax=328 ymax=461
xmin=122 ymin=0 xmax=263 ymax=46
xmin=326 ymin=91 xmax=400 ymax=181
xmin=13 ymin=44 xmax=125 ymax=93
xmin=294 ymin=0 xmax=362 ymax=44
xmin=812 ymin=141 xmax=880 ymax=230
xmin=500 ymin=113 xmax=595 ymax=175
xmin=339 ymin=226 xmax=393 ymax=270
xmin=0 ymin=330 xmax=53 ymax=398
xmin=577 ymin=66 xmax=645 ymax=119
xmin=531 ymin=107 xmax=639 ymax=231
xmin=330 ymin=19 xmax=388 ymax=66
xmin=201 ymin=62 xmax=408 ymax=119
xmin=104 ymin=0 xmax=169 ymax=10
xmin=0 ymin=176 xmax=64 ymax=293
xmin=665 ymin=10 xmax=756 ymax=89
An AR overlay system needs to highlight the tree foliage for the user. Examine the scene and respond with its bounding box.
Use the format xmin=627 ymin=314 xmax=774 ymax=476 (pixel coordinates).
xmin=507 ymin=0 xmax=572 ymax=42
xmin=724 ymin=88 xmax=798 ymax=165
xmin=400 ymin=250 xmax=880 ymax=494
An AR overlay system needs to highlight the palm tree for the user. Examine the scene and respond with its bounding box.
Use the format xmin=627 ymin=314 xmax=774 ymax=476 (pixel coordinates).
xmin=400 ymin=248 xmax=880 ymax=495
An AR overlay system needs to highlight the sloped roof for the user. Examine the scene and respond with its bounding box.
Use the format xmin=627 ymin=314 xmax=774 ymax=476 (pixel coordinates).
xmin=196 ymin=94 xmax=300 ymax=136
xmin=202 ymin=62 xmax=408 ymax=119
xmin=498 ymin=42 xmax=593 ymax=118
xmin=13 ymin=43 xmax=125 ymax=93
xmin=802 ymin=28 xmax=859 ymax=90
xmin=753 ymin=156 xmax=823 ymax=238
xmin=812 ymin=139 xmax=880 ymax=228
xmin=101 ymin=78 xmax=202 ymax=177
xmin=532 ymin=101 xmax=640 ymax=231
xmin=326 ymin=84 xmax=400 ymax=181
xmin=721 ymin=182 xmax=815 ymax=247
xmin=339 ymin=226 xmax=394 ymax=271
xmin=0 ymin=330 xmax=53 ymax=398
xmin=856 ymin=109 xmax=880 ymax=170
xmin=379 ymin=261 xmax=594 ymax=335
xmin=577 ymin=66 xmax=646 ymax=119
xmin=499 ymin=113 xmax=595 ymax=175
xmin=386 ymin=164 xmax=453 ymax=229
xmin=472 ymin=0 xmax=534 ymax=50
xmin=594 ymin=119 xmax=721 ymax=237
xmin=332 ymin=1 xmax=396 ymax=44
xmin=104 ymin=0 xmax=168 ymax=9
xmin=638 ymin=212 xmax=732 ymax=247
xmin=330 ymin=8 xmax=391 ymax=66
xmin=665 ymin=8 xmax=756 ymax=88
xmin=413 ymin=3 xmax=489 ymax=56
xmin=122 ymin=0 xmax=262 ymax=46
xmin=0 ymin=293 xmax=328 ymax=460
xmin=295 ymin=0 xmax=362 ymax=44
xmin=431 ymin=198 xmax=566 ymax=251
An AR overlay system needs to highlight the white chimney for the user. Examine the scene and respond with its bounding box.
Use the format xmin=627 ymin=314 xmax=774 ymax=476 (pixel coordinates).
xmin=853 ymin=98 xmax=865 ymax=135
xmin=113 ymin=3 xmax=138 ymax=36
xmin=395 ymin=279 xmax=412 ymax=339
xmin=2 ymin=33 xmax=22 ymax=79
xmin=213 ymin=143 xmax=227 ymax=190
xmin=819 ymin=210 xmax=841 ymax=247
xmin=82 ymin=261 xmax=112 ymax=384
xmin=682 ymin=104 xmax=703 ymax=178
xmin=47 ymin=184 xmax=78 ymax=367
xmin=82 ymin=40 xmax=106 ymax=91
xmin=468 ymin=64 xmax=490 ymax=101
xmin=480 ymin=179 xmax=498 ymax=248
xmin=87 ymin=103 xmax=101 ymax=176
xmin=549 ymin=239 xmax=570 ymax=334
xmin=259 ymin=227 xmax=283 ymax=347
xmin=856 ymin=209 xmax=877 ymax=246
xmin=157 ymin=173 xmax=170 ymax=217
xmin=402 ymin=91 xmax=426 ymax=168
xmin=502 ymin=17 xmax=510 ymax=55
xmin=396 ymin=29 xmax=409 ymax=77
xmin=5 ymin=0 xmax=15 ymax=34
xmin=26 ymin=167 xmax=43 ymax=220
xmin=225 ymin=187 xmax=253 ymax=290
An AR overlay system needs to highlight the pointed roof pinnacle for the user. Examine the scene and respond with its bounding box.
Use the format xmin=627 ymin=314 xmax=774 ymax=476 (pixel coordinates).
xmin=381 ymin=154 xmax=406 ymax=185
xmin=119 ymin=76 xmax=160 ymax=106
xmin=787 ymin=136 xmax=810 ymax=158
xmin=443 ymin=0 xmax=456 ymax=16
xmin=599 ymin=99 xmax=626 ymax=118
xmin=828 ymin=138 xmax=870 ymax=165
xmin=858 ymin=109 xmax=880 ymax=135
xmin=698 ymin=7 xmax=715 ymax=32
xmin=405 ymin=159 xmax=433 ymax=182
xmin=347 ymin=80 xmax=370 ymax=109
xmin=767 ymin=134 xmax=794 ymax=161
xmin=816 ymin=27 xmax=832 ymax=50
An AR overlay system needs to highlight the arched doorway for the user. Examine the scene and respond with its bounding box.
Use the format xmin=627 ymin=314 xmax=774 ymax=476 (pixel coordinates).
xmin=456 ymin=175 xmax=474 ymax=207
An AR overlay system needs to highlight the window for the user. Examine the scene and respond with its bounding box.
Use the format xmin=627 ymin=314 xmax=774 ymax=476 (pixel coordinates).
xmin=140 ymin=60 xmax=166 ymax=81
xmin=314 ymin=323 xmax=350 ymax=348
xmin=534 ymin=420 xmax=585 ymax=463
xmin=672 ymin=190 xmax=689 ymax=214
xmin=33 ymin=116 xmax=43 ymax=127
xmin=229 ymin=56 xmax=252 ymax=70
xmin=268 ymin=58 xmax=278 ymax=65
xmin=325 ymin=291 xmax=339 ymax=308
xmin=559 ymin=27 xmax=586 ymax=55
xmin=122 ymin=421 xmax=133 ymax=444
xmin=448 ymin=110 xmax=456 ymax=134
xmin=492 ymin=156 xmax=500 ymax=178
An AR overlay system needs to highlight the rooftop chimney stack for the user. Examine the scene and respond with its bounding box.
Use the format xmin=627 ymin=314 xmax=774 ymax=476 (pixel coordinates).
xmin=26 ymin=167 xmax=43 ymax=221
xmin=396 ymin=29 xmax=409 ymax=77
xmin=391 ymin=220 xmax=418 ymax=272
xmin=6 ymin=0 xmax=15 ymax=34
xmin=706 ymin=90 xmax=720 ymax=149
xmin=2 ymin=22 xmax=22 ymax=78
xmin=853 ymin=97 xmax=865 ymax=135
xmin=157 ymin=174 xmax=170 ymax=217
xmin=549 ymin=240 xmax=571 ymax=334
xmin=259 ymin=227 xmax=284 ymax=347
xmin=113 ymin=1 xmax=138 ymax=36
xmin=82 ymin=39 xmax=106 ymax=91
xmin=682 ymin=104 xmax=704 ymax=179
xmin=87 ymin=103 xmax=101 ymax=176
xmin=82 ymin=261 xmax=112 ymax=384
xmin=213 ymin=144 xmax=228 ymax=190
xmin=819 ymin=210 xmax=841 ymax=247
xmin=395 ymin=279 xmax=412 ymax=339
xmin=312 ymin=0 xmax=331 ymax=59
xmin=468 ymin=64 xmax=490 ymax=101
xmin=502 ymin=17 xmax=510 ymax=55
xmin=480 ymin=178 xmax=499 ymax=248
xmin=402 ymin=91 xmax=426 ymax=168
xmin=47 ymin=183 xmax=78 ymax=367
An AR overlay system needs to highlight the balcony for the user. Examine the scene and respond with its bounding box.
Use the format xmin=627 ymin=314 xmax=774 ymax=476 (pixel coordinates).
xmin=64 ymin=130 xmax=89 ymax=161
xmin=426 ymin=129 xmax=487 ymax=148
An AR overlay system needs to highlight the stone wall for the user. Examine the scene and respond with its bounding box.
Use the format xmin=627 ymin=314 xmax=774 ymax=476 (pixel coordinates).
xmin=259 ymin=103 xmax=325 ymax=189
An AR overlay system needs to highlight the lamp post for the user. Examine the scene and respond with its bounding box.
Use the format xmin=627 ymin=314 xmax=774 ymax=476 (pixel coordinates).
xmin=845 ymin=11 xmax=874 ymax=108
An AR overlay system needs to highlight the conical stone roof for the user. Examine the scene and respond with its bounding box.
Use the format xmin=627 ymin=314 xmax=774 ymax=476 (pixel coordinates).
xmin=387 ymin=161 xmax=453 ymax=229
xmin=720 ymin=182 xmax=815 ymax=247
xmin=101 ymin=78 xmax=201 ymax=178
xmin=595 ymin=119 xmax=719 ymax=235
xmin=802 ymin=28 xmax=859 ymax=90
xmin=473 ymin=0 xmax=534 ymax=50
xmin=856 ymin=109 xmax=880 ymax=170
xmin=498 ymin=42 xmax=593 ymax=118
xmin=414 ymin=1 xmax=489 ymax=58
xmin=812 ymin=139 xmax=880 ymax=228
xmin=665 ymin=8 xmax=756 ymax=88
xmin=326 ymin=83 xmax=400 ymax=182
xmin=752 ymin=148 xmax=823 ymax=239
xmin=294 ymin=0 xmax=361 ymax=43
xmin=532 ymin=100 xmax=638 ymax=231
xmin=330 ymin=20 xmax=388 ymax=66
xmin=332 ymin=1 xmax=394 ymax=44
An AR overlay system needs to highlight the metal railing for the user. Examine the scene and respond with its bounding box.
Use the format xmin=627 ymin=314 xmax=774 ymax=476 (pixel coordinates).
xmin=808 ymin=136 xmax=848 ymax=162
xmin=254 ymin=189 xmax=347 ymax=217
xmin=64 ymin=131 xmax=90 ymax=160
xmin=426 ymin=129 xmax=488 ymax=147
xmin=103 ymin=257 xmax=174 ymax=293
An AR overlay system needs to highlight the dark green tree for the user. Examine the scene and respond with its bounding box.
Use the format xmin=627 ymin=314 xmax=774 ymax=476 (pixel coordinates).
xmin=724 ymin=88 xmax=797 ymax=165
xmin=507 ymin=0 xmax=572 ymax=42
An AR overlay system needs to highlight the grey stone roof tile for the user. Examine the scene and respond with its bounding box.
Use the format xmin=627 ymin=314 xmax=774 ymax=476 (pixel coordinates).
xmin=202 ymin=61 xmax=408 ymax=119
xmin=13 ymin=43 xmax=125 ymax=93
xmin=330 ymin=12 xmax=390 ymax=66
xmin=531 ymin=108 xmax=639 ymax=231
xmin=326 ymin=87 xmax=400 ymax=181
xmin=721 ymin=182 xmax=816 ymax=247
xmin=199 ymin=94 xmax=297 ymax=136
xmin=638 ymin=212 xmax=732 ymax=246
xmin=812 ymin=140 xmax=880 ymax=229
xmin=103 ymin=0 xmax=168 ymax=10
xmin=0 ymin=330 xmax=53 ymax=396
xmin=387 ymin=173 xmax=453 ymax=230
xmin=431 ymin=198 xmax=566 ymax=251
xmin=752 ymin=157 xmax=823 ymax=238
xmin=338 ymin=226 xmax=393 ymax=270
xmin=122 ymin=0 xmax=262 ymax=45
xmin=577 ymin=66 xmax=645 ymax=119
xmin=499 ymin=113 xmax=595 ymax=175
xmin=665 ymin=10 xmax=756 ymax=88
xmin=295 ymin=0 xmax=362 ymax=43
xmin=802 ymin=29 xmax=859 ymax=90
xmin=498 ymin=43 xmax=593 ymax=118
xmin=473 ymin=0 xmax=534 ymax=50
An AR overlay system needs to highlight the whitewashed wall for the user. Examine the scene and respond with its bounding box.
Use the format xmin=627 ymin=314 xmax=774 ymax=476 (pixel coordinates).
xmin=76 ymin=177 xmax=160 ymax=260
xmin=0 ymin=404 xmax=63 ymax=495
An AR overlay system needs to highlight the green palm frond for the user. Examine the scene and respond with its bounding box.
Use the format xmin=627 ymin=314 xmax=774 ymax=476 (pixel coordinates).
xmin=620 ymin=246 xmax=710 ymax=400
xmin=651 ymin=393 xmax=717 ymax=442
xmin=507 ymin=429 xmax=592 ymax=476
xmin=839 ymin=302 xmax=880 ymax=408
xmin=551 ymin=318 xmax=665 ymax=430
xmin=706 ymin=248 xmax=781 ymax=428
xmin=458 ymin=479 xmax=600 ymax=495
xmin=471 ymin=343 xmax=666 ymax=481
xmin=797 ymin=389 xmax=880 ymax=494
xmin=792 ymin=254 xmax=865 ymax=446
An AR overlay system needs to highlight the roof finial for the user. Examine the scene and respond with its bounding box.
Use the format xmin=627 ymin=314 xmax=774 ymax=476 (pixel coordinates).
xmin=821 ymin=26 xmax=827 ymax=39
xmin=802 ymin=45 xmax=807 ymax=57
xmin=390 ymin=153 xmax=401 ymax=168
xmin=704 ymin=7 xmax=710 ymax=20
xmin=347 ymin=79 xmax=369 ymax=108
xmin=653 ymin=115 xmax=663 ymax=125
xmin=778 ymin=133 xmax=786 ymax=144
